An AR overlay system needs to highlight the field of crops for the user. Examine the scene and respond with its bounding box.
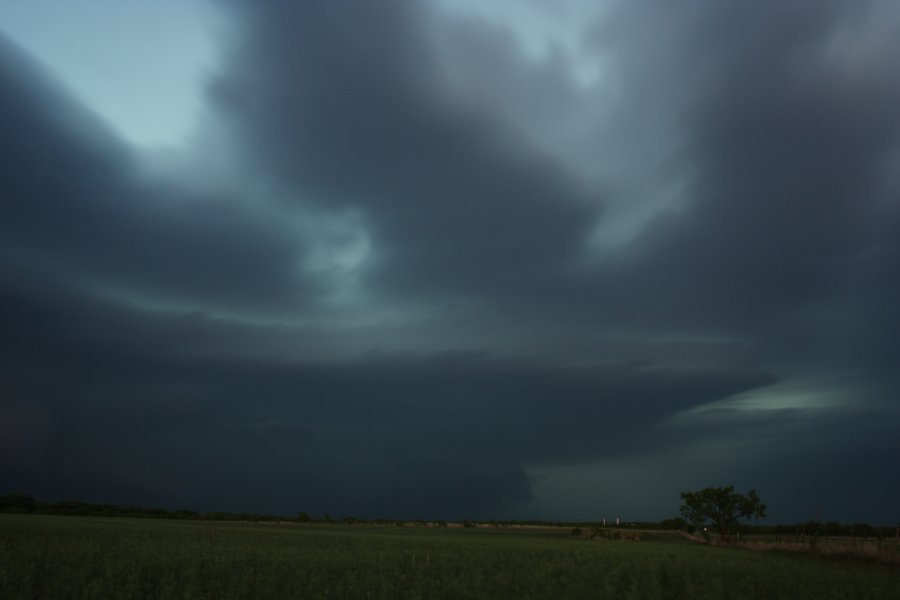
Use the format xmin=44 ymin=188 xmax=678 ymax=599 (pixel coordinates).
xmin=1 ymin=514 xmax=898 ymax=599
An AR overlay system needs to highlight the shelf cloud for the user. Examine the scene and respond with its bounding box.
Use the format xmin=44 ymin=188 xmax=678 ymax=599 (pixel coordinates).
xmin=1 ymin=0 xmax=898 ymax=522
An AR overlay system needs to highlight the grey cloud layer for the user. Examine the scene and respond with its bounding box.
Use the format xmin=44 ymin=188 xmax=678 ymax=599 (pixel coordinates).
xmin=0 ymin=35 xmax=312 ymax=314
xmin=212 ymin=0 xmax=600 ymax=301
xmin=1 ymin=0 xmax=898 ymax=521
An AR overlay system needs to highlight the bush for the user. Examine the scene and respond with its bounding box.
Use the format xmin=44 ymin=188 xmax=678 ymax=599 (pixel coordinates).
xmin=660 ymin=517 xmax=687 ymax=530
xmin=0 ymin=493 xmax=37 ymax=512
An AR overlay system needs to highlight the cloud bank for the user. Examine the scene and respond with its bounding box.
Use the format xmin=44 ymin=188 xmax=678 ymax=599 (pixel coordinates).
xmin=2 ymin=0 xmax=899 ymax=522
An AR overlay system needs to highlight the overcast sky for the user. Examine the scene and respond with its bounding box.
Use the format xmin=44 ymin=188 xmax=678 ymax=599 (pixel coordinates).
xmin=1 ymin=0 xmax=898 ymax=524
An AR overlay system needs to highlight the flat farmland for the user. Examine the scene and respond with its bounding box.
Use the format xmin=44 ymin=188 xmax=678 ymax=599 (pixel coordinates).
xmin=1 ymin=514 xmax=898 ymax=599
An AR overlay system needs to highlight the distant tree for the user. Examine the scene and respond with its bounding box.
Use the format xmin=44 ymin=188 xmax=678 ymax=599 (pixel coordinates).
xmin=823 ymin=521 xmax=842 ymax=537
xmin=296 ymin=511 xmax=310 ymax=523
xmin=851 ymin=522 xmax=873 ymax=538
xmin=0 ymin=492 xmax=37 ymax=512
xmin=680 ymin=485 xmax=766 ymax=542
xmin=173 ymin=510 xmax=199 ymax=520
xmin=659 ymin=517 xmax=687 ymax=530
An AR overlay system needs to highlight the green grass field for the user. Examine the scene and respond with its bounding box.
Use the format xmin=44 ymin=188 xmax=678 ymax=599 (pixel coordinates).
xmin=1 ymin=514 xmax=898 ymax=599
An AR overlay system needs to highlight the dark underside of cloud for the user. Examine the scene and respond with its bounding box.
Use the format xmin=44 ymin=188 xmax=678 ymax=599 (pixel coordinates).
xmin=2 ymin=0 xmax=899 ymax=522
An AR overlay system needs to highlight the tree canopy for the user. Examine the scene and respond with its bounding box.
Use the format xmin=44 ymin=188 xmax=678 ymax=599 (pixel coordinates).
xmin=680 ymin=485 xmax=766 ymax=542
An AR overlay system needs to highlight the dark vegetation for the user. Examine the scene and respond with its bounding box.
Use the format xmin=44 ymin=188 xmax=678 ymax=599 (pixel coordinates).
xmin=0 ymin=492 xmax=284 ymax=523
xmin=680 ymin=485 xmax=766 ymax=542
xmin=2 ymin=514 xmax=899 ymax=599
xmin=3 ymin=488 xmax=898 ymax=597
xmin=2 ymin=492 xmax=896 ymax=539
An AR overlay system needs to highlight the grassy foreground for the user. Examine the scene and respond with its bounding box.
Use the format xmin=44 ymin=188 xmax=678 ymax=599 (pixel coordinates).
xmin=1 ymin=514 xmax=898 ymax=599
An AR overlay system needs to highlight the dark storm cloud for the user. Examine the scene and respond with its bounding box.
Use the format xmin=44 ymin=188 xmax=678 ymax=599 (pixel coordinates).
xmin=586 ymin=0 xmax=900 ymax=342
xmin=0 ymin=34 xmax=311 ymax=313
xmin=0 ymin=276 xmax=770 ymax=518
xmin=2 ymin=0 xmax=899 ymax=523
xmin=200 ymin=0 xmax=899 ymax=517
xmin=672 ymin=398 xmax=900 ymax=523
xmin=209 ymin=0 xmax=900 ymax=363
xmin=212 ymin=0 xmax=599 ymax=300
xmin=571 ymin=0 xmax=900 ymax=519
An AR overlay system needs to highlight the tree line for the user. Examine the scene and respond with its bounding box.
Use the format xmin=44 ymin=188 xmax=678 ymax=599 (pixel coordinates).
xmin=2 ymin=491 xmax=896 ymax=538
xmin=679 ymin=486 xmax=898 ymax=541
xmin=0 ymin=493 xmax=287 ymax=523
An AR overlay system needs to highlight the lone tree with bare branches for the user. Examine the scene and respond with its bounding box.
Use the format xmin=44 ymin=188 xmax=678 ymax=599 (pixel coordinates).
xmin=680 ymin=485 xmax=766 ymax=542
